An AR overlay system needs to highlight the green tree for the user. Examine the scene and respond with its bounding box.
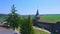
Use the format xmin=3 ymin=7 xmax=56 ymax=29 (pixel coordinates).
xmin=20 ymin=15 xmax=34 ymax=34
xmin=7 ymin=4 xmax=20 ymax=30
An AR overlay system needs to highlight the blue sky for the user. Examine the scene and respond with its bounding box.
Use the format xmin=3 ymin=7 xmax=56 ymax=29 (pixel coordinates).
xmin=0 ymin=0 xmax=60 ymax=15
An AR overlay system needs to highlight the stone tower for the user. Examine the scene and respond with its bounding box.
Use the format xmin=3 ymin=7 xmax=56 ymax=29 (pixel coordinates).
xmin=35 ymin=10 xmax=40 ymax=21
xmin=33 ymin=10 xmax=40 ymax=26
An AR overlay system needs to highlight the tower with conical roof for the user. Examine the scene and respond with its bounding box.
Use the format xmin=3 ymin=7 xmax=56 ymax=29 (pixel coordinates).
xmin=35 ymin=10 xmax=40 ymax=21
xmin=35 ymin=10 xmax=39 ymax=16
xmin=33 ymin=10 xmax=40 ymax=26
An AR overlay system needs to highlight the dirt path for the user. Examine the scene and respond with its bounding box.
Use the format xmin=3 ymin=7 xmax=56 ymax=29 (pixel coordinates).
xmin=33 ymin=26 xmax=51 ymax=34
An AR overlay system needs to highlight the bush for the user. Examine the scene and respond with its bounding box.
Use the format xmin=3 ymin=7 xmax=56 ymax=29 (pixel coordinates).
xmin=20 ymin=15 xmax=34 ymax=34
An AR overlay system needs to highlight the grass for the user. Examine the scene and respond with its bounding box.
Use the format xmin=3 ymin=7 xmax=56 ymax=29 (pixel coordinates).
xmin=40 ymin=14 xmax=60 ymax=22
xmin=34 ymin=29 xmax=49 ymax=34
xmin=17 ymin=27 xmax=49 ymax=34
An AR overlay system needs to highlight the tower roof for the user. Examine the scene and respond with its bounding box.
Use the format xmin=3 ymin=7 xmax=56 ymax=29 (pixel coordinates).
xmin=33 ymin=10 xmax=40 ymax=21
xmin=35 ymin=10 xmax=39 ymax=16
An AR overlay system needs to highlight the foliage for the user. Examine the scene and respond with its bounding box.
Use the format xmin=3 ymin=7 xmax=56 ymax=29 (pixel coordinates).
xmin=7 ymin=5 xmax=20 ymax=30
xmin=20 ymin=15 xmax=34 ymax=34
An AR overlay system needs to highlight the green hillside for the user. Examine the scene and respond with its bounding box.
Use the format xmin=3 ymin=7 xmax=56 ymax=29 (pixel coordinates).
xmin=40 ymin=14 xmax=60 ymax=22
xmin=0 ymin=14 xmax=60 ymax=22
xmin=0 ymin=14 xmax=8 ymax=20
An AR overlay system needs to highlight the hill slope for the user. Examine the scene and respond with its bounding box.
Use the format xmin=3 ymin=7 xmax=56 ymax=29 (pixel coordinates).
xmin=40 ymin=14 xmax=60 ymax=22
xmin=0 ymin=14 xmax=60 ymax=22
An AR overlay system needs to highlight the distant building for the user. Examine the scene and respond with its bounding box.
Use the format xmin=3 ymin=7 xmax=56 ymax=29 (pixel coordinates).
xmin=35 ymin=10 xmax=40 ymax=21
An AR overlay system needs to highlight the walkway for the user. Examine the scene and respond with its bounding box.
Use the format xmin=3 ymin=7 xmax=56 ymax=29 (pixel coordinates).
xmin=33 ymin=26 xmax=51 ymax=34
xmin=0 ymin=23 xmax=20 ymax=34
xmin=0 ymin=27 xmax=16 ymax=34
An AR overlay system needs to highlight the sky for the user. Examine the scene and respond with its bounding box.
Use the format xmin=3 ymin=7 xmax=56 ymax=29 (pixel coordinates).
xmin=0 ymin=0 xmax=60 ymax=15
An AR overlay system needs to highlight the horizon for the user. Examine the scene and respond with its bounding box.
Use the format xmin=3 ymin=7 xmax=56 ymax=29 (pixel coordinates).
xmin=0 ymin=13 xmax=60 ymax=15
xmin=0 ymin=0 xmax=60 ymax=15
